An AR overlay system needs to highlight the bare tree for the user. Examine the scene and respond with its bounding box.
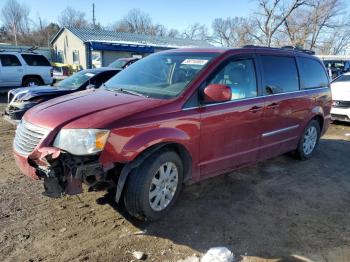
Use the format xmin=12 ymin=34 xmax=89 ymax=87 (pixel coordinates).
xmin=1 ymin=0 xmax=30 ymax=45
xmin=113 ymin=9 xmax=180 ymax=37
xmin=58 ymin=7 xmax=87 ymax=28
xmin=167 ymin=28 xmax=180 ymax=38
xmin=212 ymin=17 xmax=255 ymax=47
xmin=308 ymin=0 xmax=344 ymax=49
xmin=114 ymin=9 xmax=153 ymax=35
xmin=182 ymin=23 xmax=210 ymax=41
xmin=282 ymin=0 xmax=345 ymax=51
xmin=252 ymin=0 xmax=307 ymax=46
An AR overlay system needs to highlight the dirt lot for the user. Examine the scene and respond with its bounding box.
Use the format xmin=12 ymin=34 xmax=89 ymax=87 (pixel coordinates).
xmin=1 ymin=95 xmax=350 ymax=262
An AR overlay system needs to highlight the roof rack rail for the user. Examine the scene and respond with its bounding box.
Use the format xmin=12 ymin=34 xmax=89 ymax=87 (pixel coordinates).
xmin=281 ymin=46 xmax=315 ymax=55
xmin=242 ymin=45 xmax=265 ymax=48
xmin=0 ymin=46 xmax=39 ymax=54
xmin=242 ymin=44 xmax=315 ymax=55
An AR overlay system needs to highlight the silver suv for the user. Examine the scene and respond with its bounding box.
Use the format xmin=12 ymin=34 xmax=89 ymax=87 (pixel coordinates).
xmin=0 ymin=51 xmax=53 ymax=91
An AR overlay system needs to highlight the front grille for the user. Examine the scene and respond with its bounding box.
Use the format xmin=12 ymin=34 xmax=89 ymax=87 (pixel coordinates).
xmin=333 ymin=100 xmax=350 ymax=108
xmin=13 ymin=120 xmax=50 ymax=156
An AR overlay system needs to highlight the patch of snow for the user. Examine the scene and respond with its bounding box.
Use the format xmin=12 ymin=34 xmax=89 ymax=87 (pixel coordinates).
xmin=201 ymin=247 xmax=234 ymax=262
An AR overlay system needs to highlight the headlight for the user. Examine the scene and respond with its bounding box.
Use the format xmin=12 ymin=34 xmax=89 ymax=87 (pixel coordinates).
xmin=53 ymin=129 xmax=110 ymax=155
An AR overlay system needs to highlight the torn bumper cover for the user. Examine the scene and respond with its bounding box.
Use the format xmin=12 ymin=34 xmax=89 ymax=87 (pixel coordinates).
xmin=14 ymin=147 xmax=113 ymax=198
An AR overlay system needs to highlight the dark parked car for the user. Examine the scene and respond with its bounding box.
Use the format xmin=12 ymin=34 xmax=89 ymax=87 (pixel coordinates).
xmin=13 ymin=47 xmax=331 ymax=221
xmin=5 ymin=67 xmax=120 ymax=121
xmin=108 ymin=57 xmax=139 ymax=69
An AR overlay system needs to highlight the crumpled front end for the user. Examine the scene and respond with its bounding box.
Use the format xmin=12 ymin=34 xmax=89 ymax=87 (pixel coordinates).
xmin=5 ymin=89 xmax=35 ymax=121
xmin=13 ymin=120 xmax=115 ymax=198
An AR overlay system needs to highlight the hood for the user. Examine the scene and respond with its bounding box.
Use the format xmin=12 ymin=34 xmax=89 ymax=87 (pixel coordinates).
xmin=331 ymin=82 xmax=350 ymax=101
xmin=24 ymin=89 xmax=166 ymax=130
xmin=10 ymin=85 xmax=72 ymax=102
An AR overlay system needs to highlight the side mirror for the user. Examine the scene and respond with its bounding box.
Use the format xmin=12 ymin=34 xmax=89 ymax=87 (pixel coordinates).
xmin=86 ymin=84 xmax=96 ymax=90
xmin=202 ymin=84 xmax=232 ymax=103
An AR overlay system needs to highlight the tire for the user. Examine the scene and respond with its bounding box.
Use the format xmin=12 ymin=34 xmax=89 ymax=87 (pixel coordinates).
xmin=23 ymin=77 xmax=42 ymax=87
xmin=123 ymin=150 xmax=183 ymax=221
xmin=294 ymin=120 xmax=321 ymax=160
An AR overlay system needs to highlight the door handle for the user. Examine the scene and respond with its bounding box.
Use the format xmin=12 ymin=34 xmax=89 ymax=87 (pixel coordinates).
xmin=266 ymin=102 xmax=279 ymax=109
xmin=249 ymin=105 xmax=263 ymax=112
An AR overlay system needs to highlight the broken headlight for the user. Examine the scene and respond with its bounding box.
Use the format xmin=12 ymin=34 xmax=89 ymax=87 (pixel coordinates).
xmin=53 ymin=129 xmax=110 ymax=155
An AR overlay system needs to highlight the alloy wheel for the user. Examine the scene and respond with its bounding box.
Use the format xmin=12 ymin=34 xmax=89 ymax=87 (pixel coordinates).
xmin=148 ymin=162 xmax=179 ymax=211
xmin=303 ymin=125 xmax=318 ymax=155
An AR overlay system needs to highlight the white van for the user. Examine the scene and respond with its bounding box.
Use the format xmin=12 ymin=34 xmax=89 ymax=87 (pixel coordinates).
xmin=331 ymin=73 xmax=350 ymax=122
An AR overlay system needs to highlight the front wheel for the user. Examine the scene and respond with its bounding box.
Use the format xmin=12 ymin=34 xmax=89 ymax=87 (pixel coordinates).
xmin=23 ymin=77 xmax=42 ymax=87
xmin=123 ymin=150 xmax=183 ymax=221
xmin=295 ymin=120 xmax=321 ymax=160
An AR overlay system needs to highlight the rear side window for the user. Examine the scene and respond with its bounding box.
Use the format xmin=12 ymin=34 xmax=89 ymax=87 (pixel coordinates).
xmin=0 ymin=54 xmax=21 ymax=66
xmin=298 ymin=57 xmax=329 ymax=89
xmin=260 ymin=55 xmax=299 ymax=94
xmin=21 ymin=54 xmax=51 ymax=66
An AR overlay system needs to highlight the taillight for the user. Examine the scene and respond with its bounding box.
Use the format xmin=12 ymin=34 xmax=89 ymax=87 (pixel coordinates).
xmin=50 ymin=68 xmax=53 ymax=77
xmin=63 ymin=71 xmax=69 ymax=76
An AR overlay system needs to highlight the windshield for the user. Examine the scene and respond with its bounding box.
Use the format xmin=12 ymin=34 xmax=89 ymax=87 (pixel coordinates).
xmin=109 ymin=59 xmax=128 ymax=68
xmin=333 ymin=74 xmax=350 ymax=83
xmin=104 ymin=52 xmax=218 ymax=99
xmin=55 ymin=70 xmax=95 ymax=90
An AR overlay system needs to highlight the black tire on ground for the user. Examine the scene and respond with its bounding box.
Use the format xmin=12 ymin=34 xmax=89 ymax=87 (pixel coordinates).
xmin=294 ymin=120 xmax=321 ymax=160
xmin=123 ymin=149 xmax=183 ymax=221
xmin=22 ymin=77 xmax=43 ymax=87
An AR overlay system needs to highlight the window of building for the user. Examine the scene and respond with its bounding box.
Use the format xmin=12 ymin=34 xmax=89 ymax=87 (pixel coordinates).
xmin=56 ymin=51 xmax=63 ymax=63
xmin=73 ymin=50 xmax=80 ymax=64
xmin=261 ymin=55 xmax=299 ymax=94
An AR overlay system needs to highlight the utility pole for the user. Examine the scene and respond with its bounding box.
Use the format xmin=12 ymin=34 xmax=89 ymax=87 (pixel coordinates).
xmin=92 ymin=3 xmax=96 ymax=29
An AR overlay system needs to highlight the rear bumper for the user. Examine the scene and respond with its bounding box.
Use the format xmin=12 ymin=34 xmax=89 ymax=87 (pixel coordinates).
xmin=331 ymin=107 xmax=350 ymax=122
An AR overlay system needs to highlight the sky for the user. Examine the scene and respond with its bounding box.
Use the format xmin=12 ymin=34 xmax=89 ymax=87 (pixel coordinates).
xmin=0 ymin=0 xmax=257 ymax=31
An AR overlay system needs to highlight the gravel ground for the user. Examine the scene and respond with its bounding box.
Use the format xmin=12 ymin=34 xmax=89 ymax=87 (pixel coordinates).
xmin=0 ymin=95 xmax=350 ymax=262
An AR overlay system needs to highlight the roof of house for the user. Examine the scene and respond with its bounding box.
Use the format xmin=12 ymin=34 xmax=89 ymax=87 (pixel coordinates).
xmin=50 ymin=27 xmax=212 ymax=48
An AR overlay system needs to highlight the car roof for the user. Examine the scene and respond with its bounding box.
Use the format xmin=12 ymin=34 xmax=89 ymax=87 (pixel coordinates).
xmin=117 ymin=57 xmax=139 ymax=61
xmin=82 ymin=67 xmax=121 ymax=73
xmin=158 ymin=47 xmax=316 ymax=58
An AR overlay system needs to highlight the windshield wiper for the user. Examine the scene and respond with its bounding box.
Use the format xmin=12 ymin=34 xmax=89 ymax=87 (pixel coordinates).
xmin=115 ymin=88 xmax=149 ymax=98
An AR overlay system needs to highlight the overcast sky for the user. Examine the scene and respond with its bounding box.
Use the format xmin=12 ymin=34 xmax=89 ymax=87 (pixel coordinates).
xmin=0 ymin=0 xmax=258 ymax=30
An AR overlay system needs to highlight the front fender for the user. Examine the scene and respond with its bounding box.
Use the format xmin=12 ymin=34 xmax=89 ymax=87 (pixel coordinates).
xmin=100 ymin=127 xmax=192 ymax=165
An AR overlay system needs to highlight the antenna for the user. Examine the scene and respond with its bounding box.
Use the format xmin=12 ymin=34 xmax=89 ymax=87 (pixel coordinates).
xmin=92 ymin=3 xmax=96 ymax=29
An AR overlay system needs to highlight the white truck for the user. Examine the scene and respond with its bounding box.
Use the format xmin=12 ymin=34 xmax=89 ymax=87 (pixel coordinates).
xmin=0 ymin=51 xmax=53 ymax=92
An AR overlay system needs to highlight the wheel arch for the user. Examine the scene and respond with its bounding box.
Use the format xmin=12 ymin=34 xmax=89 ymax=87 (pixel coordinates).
xmin=310 ymin=106 xmax=325 ymax=132
xmin=114 ymin=141 xmax=193 ymax=203
xmin=22 ymin=75 xmax=44 ymax=85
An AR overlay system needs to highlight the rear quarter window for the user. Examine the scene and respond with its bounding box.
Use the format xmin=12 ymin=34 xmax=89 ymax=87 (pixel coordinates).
xmin=0 ymin=54 xmax=21 ymax=66
xmin=298 ymin=57 xmax=329 ymax=89
xmin=260 ymin=55 xmax=299 ymax=94
xmin=21 ymin=54 xmax=51 ymax=66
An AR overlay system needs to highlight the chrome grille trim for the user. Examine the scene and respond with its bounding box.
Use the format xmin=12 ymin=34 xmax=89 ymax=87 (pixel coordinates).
xmin=13 ymin=120 xmax=50 ymax=156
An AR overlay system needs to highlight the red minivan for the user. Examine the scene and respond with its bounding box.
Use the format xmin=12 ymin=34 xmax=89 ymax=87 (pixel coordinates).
xmin=13 ymin=47 xmax=331 ymax=221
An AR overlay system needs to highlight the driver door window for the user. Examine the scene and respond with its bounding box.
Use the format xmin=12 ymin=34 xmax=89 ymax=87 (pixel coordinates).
xmin=209 ymin=59 xmax=257 ymax=100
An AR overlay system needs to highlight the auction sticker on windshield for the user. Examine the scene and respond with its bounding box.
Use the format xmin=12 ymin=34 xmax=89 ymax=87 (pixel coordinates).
xmin=85 ymin=73 xmax=95 ymax=77
xmin=182 ymin=59 xmax=208 ymax=65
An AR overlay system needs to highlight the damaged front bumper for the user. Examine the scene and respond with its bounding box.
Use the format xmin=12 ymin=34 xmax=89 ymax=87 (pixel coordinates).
xmin=14 ymin=147 xmax=115 ymax=198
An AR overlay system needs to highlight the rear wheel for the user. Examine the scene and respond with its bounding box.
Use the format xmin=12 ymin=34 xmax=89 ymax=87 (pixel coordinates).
xmin=295 ymin=120 xmax=321 ymax=160
xmin=23 ymin=77 xmax=42 ymax=86
xmin=123 ymin=150 xmax=183 ymax=221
